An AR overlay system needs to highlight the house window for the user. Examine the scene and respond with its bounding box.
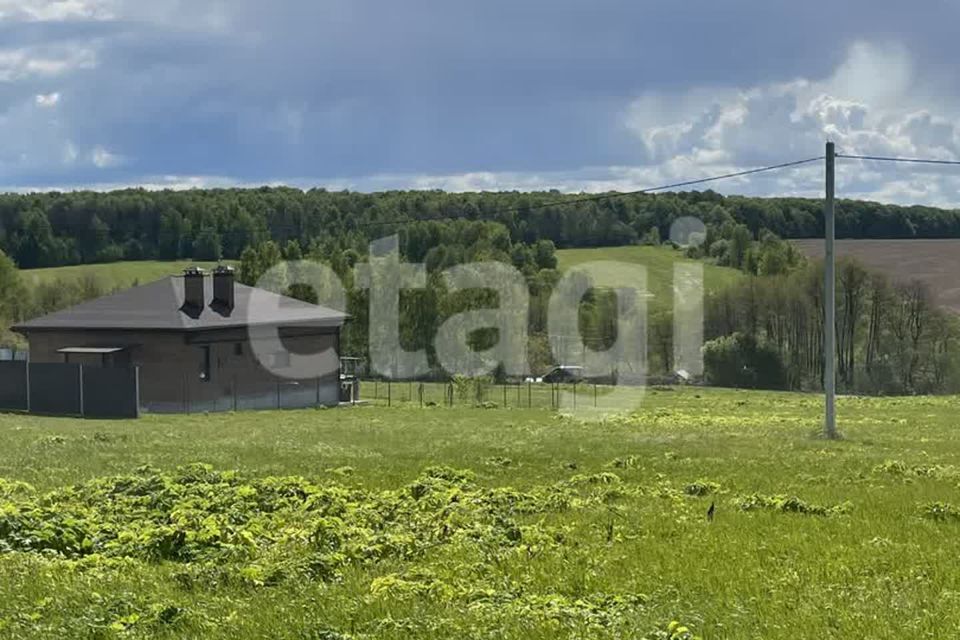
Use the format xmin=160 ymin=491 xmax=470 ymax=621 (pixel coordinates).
xmin=200 ymin=346 xmax=212 ymax=382
xmin=234 ymin=342 xmax=244 ymax=357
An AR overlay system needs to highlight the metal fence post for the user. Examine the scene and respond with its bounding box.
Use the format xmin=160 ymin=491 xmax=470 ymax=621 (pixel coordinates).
xmin=25 ymin=361 xmax=31 ymax=413
xmin=419 ymin=383 xmax=424 ymax=407
xmin=528 ymin=381 xmax=532 ymax=408
xmin=78 ymin=364 xmax=85 ymax=417
xmin=134 ymin=367 xmax=141 ymax=418
xmin=387 ymin=380 xmax=391 ymax=407
xmin=503 ymin=383 xmax=507 ymax=407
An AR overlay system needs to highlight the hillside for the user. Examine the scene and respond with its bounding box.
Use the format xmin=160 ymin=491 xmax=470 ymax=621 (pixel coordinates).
xmin=556 ymin=245 xmax=743 ymax=310
xmin=18 ymin=249 xmax=741 ymax=313
xmin=20 ymin=260 xmax=236 ymax=290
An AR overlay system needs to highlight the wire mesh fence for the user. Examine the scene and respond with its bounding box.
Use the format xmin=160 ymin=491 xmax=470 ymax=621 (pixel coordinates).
xmin=359 ymin=379 xmax=618 ymax=409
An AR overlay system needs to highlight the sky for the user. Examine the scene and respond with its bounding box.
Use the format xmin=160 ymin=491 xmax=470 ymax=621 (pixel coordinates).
xmin=2 ymin=0 xmax=960 ymax=205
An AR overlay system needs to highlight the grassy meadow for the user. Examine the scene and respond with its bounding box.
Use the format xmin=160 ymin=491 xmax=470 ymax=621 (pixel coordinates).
xmin=20 ymin=261 xmax=237 ymax=290
xmin=0 ymin=387 xmax=959 ymax=638
xmin=557 ymin=245 xmax=742 ymax=310
xmin=17 ymin=245 xmax=737 ymax=307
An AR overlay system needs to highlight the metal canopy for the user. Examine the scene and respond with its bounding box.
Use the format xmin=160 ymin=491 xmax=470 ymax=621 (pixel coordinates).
xmin=56 ymin=347 xmax=127 ymax=354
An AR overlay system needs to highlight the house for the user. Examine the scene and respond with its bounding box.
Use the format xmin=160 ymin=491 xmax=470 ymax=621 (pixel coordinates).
xmin=12 ymin=266 xmax=348 ymax=413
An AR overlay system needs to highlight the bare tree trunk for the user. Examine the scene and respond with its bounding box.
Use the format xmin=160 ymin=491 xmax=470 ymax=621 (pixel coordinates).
xmin=837 ymin=259 xmax=867 ymax=389
xmin=865 ymin=274 xmax=888 ymax=380
xmin=906 ymin=281 xmax=931 ymax=392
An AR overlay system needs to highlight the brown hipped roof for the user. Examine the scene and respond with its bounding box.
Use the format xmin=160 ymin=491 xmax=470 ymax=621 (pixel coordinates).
xmin=13 ymin=276 xmax=348 ymax=333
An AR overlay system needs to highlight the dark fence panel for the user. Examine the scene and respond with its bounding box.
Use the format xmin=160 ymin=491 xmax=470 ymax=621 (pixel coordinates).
xmin=0 ymin=361 xmax=27 ymax=411
xmin=29 ymin=363 xmax=82 ymax=416
xmin=83 ymin=367 xmax=140 ymax=418
xmin=165 ymin=374 xmax=339 ymax=413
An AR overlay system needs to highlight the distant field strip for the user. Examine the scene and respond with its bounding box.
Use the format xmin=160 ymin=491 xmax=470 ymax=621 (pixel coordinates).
xmin=21 ymin=260 xmax=237 ymax=289
xmin=792 ymin=238 xmax=960 ymax=312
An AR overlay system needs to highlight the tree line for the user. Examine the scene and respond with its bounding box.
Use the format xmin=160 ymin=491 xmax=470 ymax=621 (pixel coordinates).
xmin=3 ymin=187 xmax=960 ymax=269
xmin=698 ymin=261 xmax=959 ymax=395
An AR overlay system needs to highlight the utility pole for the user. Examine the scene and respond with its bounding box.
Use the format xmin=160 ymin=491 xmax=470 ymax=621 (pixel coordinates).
xmin=824 ymin=141 xmax=837 ymax=438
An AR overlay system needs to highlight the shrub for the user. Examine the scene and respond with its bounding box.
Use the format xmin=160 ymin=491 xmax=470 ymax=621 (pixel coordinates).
xmin=920 ymin=502 xmax=960 ymax=522
xmin=702 ymin=332 xmax=787 ymax=389
xmin=683 ymin=481 xmax=720 ymax=497
xmin=736 ymin=493 xmax=849 ymax=516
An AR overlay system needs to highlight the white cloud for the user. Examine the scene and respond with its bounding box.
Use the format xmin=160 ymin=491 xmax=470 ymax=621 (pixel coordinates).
xmin=622 ymin=41 xmax=960 ymax=205
xmin=0 ymin=0 xmax=116 ymax=22
xmin=7 ymin=174 xmax=245 ymax=193
xmin=0 ymin=46 xmax=97 ymax=82
xmin=62 ymin=141 xmax=78 ymax=164
xmin=826 ymin=41 xmax=913 ymax=107
xmin=91 ymin=145 xmax=122 ymax=168
xmin=35 ymin=92 xmax=61 ymax=108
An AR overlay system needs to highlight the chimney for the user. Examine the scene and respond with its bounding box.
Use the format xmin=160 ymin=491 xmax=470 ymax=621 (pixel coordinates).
xmin=182 ymin=266 xmax=206 ymax=312
xmin=213 ymin=265 xmax=235 ymax=312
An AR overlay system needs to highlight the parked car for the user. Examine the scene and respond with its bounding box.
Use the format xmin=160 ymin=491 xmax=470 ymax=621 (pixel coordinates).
xmin=540 ymin=365 xmax=584 ymax=384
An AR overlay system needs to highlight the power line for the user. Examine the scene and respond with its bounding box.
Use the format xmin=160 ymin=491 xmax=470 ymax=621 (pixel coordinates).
xmin=837 ymin=153 xmax=960 ymax=167
xmin=359 ymin=156 xmax=825 ymax=227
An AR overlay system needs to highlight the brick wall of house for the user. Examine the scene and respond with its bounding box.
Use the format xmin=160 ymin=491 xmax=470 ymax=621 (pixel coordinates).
xmin=24 ymin=327 xmax=340 ymax=413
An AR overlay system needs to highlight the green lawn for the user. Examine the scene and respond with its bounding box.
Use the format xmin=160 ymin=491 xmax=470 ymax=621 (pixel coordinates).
xmin=20 ymin=260 xmax=236 ymax=290
xmin=1 ymin=387 xmax=958 ymax=638
xmin=556 ymin=245 xmax=742 ymax=311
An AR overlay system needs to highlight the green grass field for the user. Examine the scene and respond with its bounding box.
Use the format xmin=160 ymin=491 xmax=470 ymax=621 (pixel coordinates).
xmin=18 ymin=246 xmax=738 ymax=308
xmin=556 ymin=245 xmax=742 ymax=310
xmin=1 ymin=387 xmax=958 ymax=638
xmin=20 ymin=261 xmax=236 ymax=290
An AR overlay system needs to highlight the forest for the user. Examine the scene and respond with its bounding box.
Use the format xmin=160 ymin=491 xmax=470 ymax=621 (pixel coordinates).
xmin=2 ymin=187 xmax=960 ymax=269
xmin=2 ymin=186 xmax=960 ymax=396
